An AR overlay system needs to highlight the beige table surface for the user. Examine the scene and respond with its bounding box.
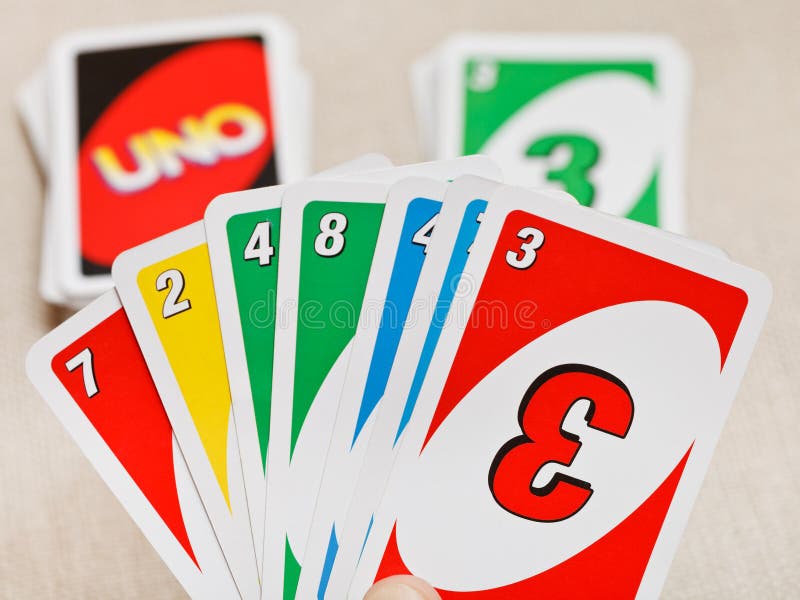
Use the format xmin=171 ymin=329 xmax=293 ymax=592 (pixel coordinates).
xmin=1 ymin=0 xmax=798 ymax=597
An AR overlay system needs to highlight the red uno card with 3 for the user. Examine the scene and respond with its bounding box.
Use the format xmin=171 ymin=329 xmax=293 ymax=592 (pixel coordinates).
xmin=25 ymin=291 xmax=240 ymax=599
xmin=351 ymin=182 xmax=771 ymax=599
xmin=47 ymin=15 xmax=305 ymax=300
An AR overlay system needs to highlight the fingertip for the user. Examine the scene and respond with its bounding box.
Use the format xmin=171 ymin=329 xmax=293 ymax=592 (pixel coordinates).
xmin=363 ymin=575 xmax=441 ymax=600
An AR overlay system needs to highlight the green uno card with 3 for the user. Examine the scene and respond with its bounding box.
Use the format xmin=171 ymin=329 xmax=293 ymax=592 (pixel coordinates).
xmin=435 ymin=35 xmax=690 ymax=232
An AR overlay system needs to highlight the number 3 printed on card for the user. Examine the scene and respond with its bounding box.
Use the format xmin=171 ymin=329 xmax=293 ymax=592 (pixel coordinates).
xmin=489 ymin=364 xmax=634 ymax=523
xmin=526 ymin=134 xmax=600 ymax=206
xmin=506 ymin=227 xmax=545 ymax=269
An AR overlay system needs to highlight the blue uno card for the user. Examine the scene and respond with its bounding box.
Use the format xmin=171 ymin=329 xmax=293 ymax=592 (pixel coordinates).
xmin=317 ymin=195 xmax=489 ymax=600
xmin=296 ymin=189 xmax=444 ymax=599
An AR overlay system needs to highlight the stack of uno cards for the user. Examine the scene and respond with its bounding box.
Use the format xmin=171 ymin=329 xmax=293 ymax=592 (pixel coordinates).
xmin=16 ymin=15 xmax=310 ymax=308
xmin=412 ymin=34 xmax=690 ymax=233
xmin=26 ymin=152 xmax=771 ymax=599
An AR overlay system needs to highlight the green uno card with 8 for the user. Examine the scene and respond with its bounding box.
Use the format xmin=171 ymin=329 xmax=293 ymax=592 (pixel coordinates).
xmin=261 ymin=158 xmax=499 ymax=599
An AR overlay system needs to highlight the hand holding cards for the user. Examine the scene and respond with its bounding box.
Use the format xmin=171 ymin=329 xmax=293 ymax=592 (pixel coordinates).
xmin=14 ymin=15 xmax=774 ymax=598
xmin=27 ymin=154 xmax=770 ymax=599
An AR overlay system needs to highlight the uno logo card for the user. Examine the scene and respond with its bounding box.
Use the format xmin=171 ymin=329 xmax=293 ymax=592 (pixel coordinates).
xmin=351 ymin=183 xmax=770 ymax=599
xmin=112 ymin=223 xmax=260 ymax=599
xmin=431 ymin=34 xmax=689 ymax=232
xmin=25 ymin=291 xmax=239 ymax=599
xmin=48 ymin=16 xmax=305 ymax=300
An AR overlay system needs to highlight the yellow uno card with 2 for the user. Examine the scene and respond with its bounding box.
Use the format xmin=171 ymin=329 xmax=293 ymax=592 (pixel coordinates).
xmin=113 ymin=222 xmax=259 ymax=600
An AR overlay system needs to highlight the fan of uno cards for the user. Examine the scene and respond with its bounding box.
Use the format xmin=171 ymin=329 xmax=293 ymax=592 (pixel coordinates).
xmin=22 ymin=28 xmax=774 ymax=600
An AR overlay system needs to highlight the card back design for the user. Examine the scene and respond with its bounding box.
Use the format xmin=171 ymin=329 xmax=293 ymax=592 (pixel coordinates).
xmin=77 ymin=37 xmax=275 ymax=276
xmin=50 ymin=16 xmax=304 ymax=298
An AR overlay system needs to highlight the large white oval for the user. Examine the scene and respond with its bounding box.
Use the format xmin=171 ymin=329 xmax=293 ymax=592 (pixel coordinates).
xmin=481 ymin=72 xmax=662 ymax=217
xmin=397 ymin=301 xmax=719 ymax=590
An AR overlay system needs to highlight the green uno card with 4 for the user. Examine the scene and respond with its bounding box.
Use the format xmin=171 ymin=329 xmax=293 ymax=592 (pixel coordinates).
xmin=202 ymin=155 xmax=392 ymax=576
xmin=435 ymin=35 xmax=690 ymax=232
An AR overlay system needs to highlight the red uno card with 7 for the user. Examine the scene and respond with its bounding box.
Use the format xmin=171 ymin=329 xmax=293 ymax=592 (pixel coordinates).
xmin=351 ymin=183 xmax=771 ymax=599
xmin=47 ymin=15 xmax=305 ymax=300
xmin=25 ymin=291 xmax=239 ymax=599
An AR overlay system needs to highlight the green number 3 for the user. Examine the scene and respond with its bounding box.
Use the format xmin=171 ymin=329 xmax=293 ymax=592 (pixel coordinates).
xmin=526 ymin=134 xmax=600 ymax=206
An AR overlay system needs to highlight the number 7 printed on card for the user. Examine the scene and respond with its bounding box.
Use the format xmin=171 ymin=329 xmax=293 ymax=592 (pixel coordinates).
xmin=26 ymin=291 xmax=240 ymax=599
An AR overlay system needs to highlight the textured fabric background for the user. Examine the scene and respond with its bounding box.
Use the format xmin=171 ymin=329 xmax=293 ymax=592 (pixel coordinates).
xmin=1 ymin=0 xmax=797 ymax=597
